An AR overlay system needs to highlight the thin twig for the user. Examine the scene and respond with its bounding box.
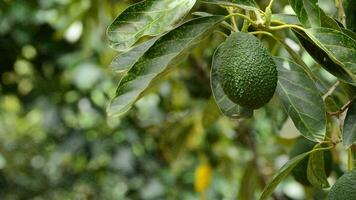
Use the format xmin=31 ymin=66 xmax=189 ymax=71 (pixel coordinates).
xmin=328 ymin=99 xmax=355 ymax=117
xmin=322 ymin=81 xmax=340 ymax=100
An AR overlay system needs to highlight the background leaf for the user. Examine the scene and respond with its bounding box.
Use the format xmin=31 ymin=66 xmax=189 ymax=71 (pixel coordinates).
xmin=307 ymin=147 xmax=330 ymax=188
xmin=271 ymin=14 xmax=300 ymax=25
xmin=343 ymin=101 xmax=356 ymax=147
xmin=107 ymin=0 xmax=196 ymax=51
xmin=108 ymin=16 xmax=224 ymax=117
xmin=210 ymin=44 xmax=253 ymax=119
xmin=274 ymin=58 xmax=326 ymax=142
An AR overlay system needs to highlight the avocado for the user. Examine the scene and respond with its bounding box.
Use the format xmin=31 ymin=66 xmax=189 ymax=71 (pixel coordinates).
xmin=215 ymin=32 xmax=277 ymax=109
xmin=327 ymin=170 xmax=356 ymax=200
xmin=289 ymin=137 xmax=333 ymax=186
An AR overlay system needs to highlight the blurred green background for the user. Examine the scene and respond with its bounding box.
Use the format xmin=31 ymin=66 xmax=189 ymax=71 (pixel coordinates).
xmin=0 ymin=0 xmax=344 ymax=199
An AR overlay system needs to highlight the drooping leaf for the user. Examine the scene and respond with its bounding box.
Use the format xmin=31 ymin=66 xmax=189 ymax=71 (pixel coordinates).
xmin=110 ymin=37 xmax=158 ymax=74
xmin=307 ymin=147 xmax=330 ymax=188
xmin=293 ymin=28 xmax=356 ymax=86
xmin=343 ymin=101 xmax=356 ymax=147
xmin=107 ymin=0 xmax=196 ymax=51
xmin=274 ymin=58 xmax=326 ymax=142
xmin=288 ymin=0 xmax=320 ymax=27
xmin=210 ymin=44 xmax=253 ymax=119
xmin=259 ymin=146 xmax=329 ymax=200
xmin=305 ymin=27 xmax=356 ymax=85
xmin=199 ymin=0 xmax=258 ymax=11
xmin=107 ymin=16 xmax=224 ymax=117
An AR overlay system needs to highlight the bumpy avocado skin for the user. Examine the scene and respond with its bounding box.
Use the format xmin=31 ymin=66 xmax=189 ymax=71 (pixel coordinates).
xmin=289 ymin=137 xmax=333 ymax=186
xmin=327 ymin=170 xmax=356 ymax=200
xmin=216 ymin=32 xmax=277 ymax=109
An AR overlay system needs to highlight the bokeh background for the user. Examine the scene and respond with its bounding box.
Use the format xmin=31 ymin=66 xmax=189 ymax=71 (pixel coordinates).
xmin=0 ymin=0 xmax=345 ymax=199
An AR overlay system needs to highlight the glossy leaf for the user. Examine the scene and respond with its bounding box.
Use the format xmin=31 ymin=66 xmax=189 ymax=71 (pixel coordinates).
xmin=293 ymin=28 xmax=356 ymax=86
xmin=304 ymin=27 xmax=356 ymax=85
xmin=110 ymin=37 xmax=158 ymax=74
xmin=288 ymin=0 xmax=320 ymax=27
xmin=107 ymin=16 xmax=224 ymax=117
xmin=210 ymin=44 xmax=253 ymax=119
xmin=307 ymin=147 xmax=330 ymax=188
xmin=199 ymin=0 xmax=258 ymax=11
xmin=274 ymin=58 xmax=326 ymax=142
xmin=259 ymin=147 xmax=328 ymax=200
xmin=343 ymin=101 xmax=356 ymax=147
xmin=107 ymin=0 xmax=196 ymax=51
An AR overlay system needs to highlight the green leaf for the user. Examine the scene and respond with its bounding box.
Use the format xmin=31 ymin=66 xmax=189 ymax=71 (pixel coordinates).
xmin=343 ymin=0 xmax=356 ymax=32
xmin=274 ymin=58 xmax=326 ymax=142
xmin=260 ymin=147 xmax=327 ymax=200
xmin=271 ymin=14 xmax=300 ymax=25
xmin=304 ymin=27 xmax=356 ymax=85
xmin=343 ymin=101 xmax=356 ymax=147
xmin=107 ymin=16 xmax=224 ymax=117
xmin=307 ymin=146 xmax=330 ymax=188
xmin=293 ymin=28 xmax=356 ymax=86
xmin=210 ymin=44 xmax=253 ymax=119
xmin=199 ymin=0 xmax=258 ymax=11
xmin=288 ymin=0 xmax=320 ymax=27
xmin=110 ymin=37 xmax=158 ymax=74
xmin=107 ymin=0 xmax=196 ymax=51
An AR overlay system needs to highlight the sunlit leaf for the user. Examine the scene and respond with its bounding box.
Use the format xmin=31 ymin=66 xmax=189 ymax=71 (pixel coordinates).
xmin=210 ymin=44 xmax=253 ymax=119
xmin=108 ymin=16 xmax=224 ymax=117
xmin=288 ymin=0 xmax=320 ymax=27
xmin=110 ymin=37 xmax=158 ymax=74
xmin=343 ymin=101 xmax=356 ymax=147
xmin=274 ymin=58 xmax=326 ymax=142
xmin=107 ymin=0 xmax=196 ymax=51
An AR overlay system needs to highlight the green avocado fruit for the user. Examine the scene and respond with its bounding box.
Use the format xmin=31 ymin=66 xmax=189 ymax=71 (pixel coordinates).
xmin=327 ymin=170 xmax=356 ymax=200
xmin=289 ymin=137 xmax=333 ymax=186
xmin=215 ymin=32 xmax=277 ymax=109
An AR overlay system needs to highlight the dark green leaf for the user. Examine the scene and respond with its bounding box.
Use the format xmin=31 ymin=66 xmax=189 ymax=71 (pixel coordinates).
xmin=307 ymin=147 xmax=330 ymax=188
xmin=199 ymin=0 xmax=258 ymax=11
xmin=108 ymin=16 xmax=224 ymax=117
xmin=274 ymin=58 xmax=326 ymax=142
xmin=343 ymin=101 xmax=356 ymax=147
xmin=210 ymin=44 xmax=253 ymax=119
xmin=260 ymin=147 xmax=327 ymax=200
xmin=110 ymin=37 xmax=158 ymax=74
xmin=293 ymin=28 xmax=356 ymax=86
xmin=107 ymin=0 xmax=196 ymax=51
xmin=288 ymin=0 xmax=320 ymax=27
xmin=343 ymin=0 xmax=356 ymax=32
xmin=305 ymin=27 xmax=356 ymax=85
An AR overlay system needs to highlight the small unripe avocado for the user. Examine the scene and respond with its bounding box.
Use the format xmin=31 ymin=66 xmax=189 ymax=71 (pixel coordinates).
xmin=289 ymin=137 xmax=333 ymax=186
xmin=215 ymin=32 xmax=277 ymax=109
xmin=327 ymin=170 xmax=356 ymax=200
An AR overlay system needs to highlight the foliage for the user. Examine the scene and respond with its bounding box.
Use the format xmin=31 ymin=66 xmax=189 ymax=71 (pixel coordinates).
xmin=0 ymin=0 xmax=355 ymax=199
xmin=107 ymin=0 xmax=356 ymax=199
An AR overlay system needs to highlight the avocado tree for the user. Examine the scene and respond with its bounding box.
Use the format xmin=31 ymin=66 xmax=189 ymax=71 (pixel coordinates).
xmin=107 ymin=0 xmax=356 ymax=199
